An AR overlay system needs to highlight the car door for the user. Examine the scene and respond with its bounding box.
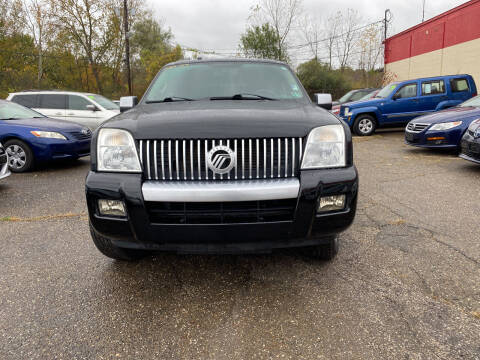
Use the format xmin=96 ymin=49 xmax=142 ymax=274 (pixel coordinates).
xmin=37 ymin=94 xmax=66 ymax=120
xmin=66 ymin=95 xmax=99 ymax=129
xmin=382 ymin=82 xmax=422 ymax=123
xmin=417 ymin=79 xmax=447 ymax=114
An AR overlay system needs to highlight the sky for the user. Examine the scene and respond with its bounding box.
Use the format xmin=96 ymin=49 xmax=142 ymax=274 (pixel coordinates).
xmin=146 ymin=0 xmax=468 ymax=62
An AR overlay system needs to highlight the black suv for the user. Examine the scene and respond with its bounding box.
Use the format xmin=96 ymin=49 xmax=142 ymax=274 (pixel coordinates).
xmin=86 ymin=59 xmax=358 ymax=261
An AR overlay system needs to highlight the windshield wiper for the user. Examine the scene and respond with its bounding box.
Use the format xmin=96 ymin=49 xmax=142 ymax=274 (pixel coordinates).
xmin=1 ymin=117 xmax=20 ymax=120
xmin=146 ymin=96 xmax=194 ymax=103
xmin=210 ymin=93 xmax=276 ymax=101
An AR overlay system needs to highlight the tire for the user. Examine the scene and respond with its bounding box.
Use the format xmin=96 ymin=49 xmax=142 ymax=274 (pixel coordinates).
xmin=5 ymin=139 xmax=34 ymax=172
xmin=308 ymin=236 xmax=339 ymax=261
xmin=353 ymin=115 xmax=376 ymax=136
xmin=89 ymin=222 xmax=147 ymax=261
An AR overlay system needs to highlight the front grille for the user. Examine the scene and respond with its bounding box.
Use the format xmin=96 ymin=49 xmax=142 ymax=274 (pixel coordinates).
xmin=139 ymin=138 xmax=304 ymax=181
xmin=146 ymin=199 xmax=297 ymax=224
xmin=68 ymin=129 xmax=92 ymax=140
xmin=406 ymin=123 xmax=429 ymax=133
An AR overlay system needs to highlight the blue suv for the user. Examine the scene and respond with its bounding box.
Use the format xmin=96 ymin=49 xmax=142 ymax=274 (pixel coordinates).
xmin=339 ymin=75 xmax=477 ymax=136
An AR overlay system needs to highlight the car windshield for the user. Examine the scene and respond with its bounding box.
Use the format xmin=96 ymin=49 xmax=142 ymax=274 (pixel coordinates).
xmin=338 ymin=90 xmax=355 ymax=103
xmin=376 ymin=83 xmax=399 ymax=98
xmin=143 ymin=62 xmax=305 ymax=102
xmin=459 ymin=95 xmax=480 ymax=107
xmin=86 ymin=94 xmax=119 ymax=110
xmin=360 ymin=90 xmax=378 ymax=100
xmin=0 ymin=101 xmax=44 ymax=120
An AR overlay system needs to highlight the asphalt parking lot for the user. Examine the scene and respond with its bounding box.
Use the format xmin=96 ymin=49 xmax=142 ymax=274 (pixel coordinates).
xmin=1 ymin=131 xmax=479 ymax=359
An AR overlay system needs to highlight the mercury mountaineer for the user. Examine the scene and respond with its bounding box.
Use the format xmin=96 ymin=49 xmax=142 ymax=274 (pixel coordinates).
xmin=86 ymin=59 xmax=358 ymax=261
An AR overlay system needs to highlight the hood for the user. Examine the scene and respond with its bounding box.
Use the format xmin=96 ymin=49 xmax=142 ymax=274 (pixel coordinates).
xmin=344 ymin=98 xmax=384 ymax=109
xmin=103 ymin=100 xmax=341 ymax=139
xmin=3 ymin=117 xmax=86 ymax=132
xmin=411 ymin=106 xmax=480 ymax=124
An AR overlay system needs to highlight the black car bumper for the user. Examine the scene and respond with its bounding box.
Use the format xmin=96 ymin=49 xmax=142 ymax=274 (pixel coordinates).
xmin=459 ymin=131 xmax=480 ymax=164
xmin=86 ymin=167 xmax=358 ymax=254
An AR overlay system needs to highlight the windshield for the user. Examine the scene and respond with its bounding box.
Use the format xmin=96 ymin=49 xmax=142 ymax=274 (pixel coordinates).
xmin=0 ymin=101 xmax=45 ymax=120
xmin=376 ymin=83 xmax=399 ymax=98
xmin=143 ymin=62 xmax=305 ymax=102
xmin=459 ymin=95 xmax=480 ymax=107
xmin=360 ymin=90 xmax=378 ymax=100
xmin=338 ymin=90 xmax=355 ymax=103
xmin=86 ymin=94 xmax=119 ymax=110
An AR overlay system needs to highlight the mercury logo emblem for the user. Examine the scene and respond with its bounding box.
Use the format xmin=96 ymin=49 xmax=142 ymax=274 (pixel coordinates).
xmin=207 ymin=145 xmax=236 ymax=174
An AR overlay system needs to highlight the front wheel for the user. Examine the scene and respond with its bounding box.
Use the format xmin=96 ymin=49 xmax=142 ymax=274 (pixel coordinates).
xmin=5 ymin=139 xmax=34 ymax=172
xmin=353 ymin=115 xmax=376 ymax=136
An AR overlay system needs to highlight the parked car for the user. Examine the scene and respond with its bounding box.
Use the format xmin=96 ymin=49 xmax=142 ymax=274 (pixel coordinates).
xmin=0 ymin=100 xmax=91 ymax=172
xmin=340 ymin=75 xmax=477 ymax=136
xmin=405 ymin=95 xmax=480 ymax=149
xmin=0 ymin=142 xmax=10 ymax=180
xmin=86 ymin=59 xmax=358 ymax=261
xmin=459 ymin=119 xmax=480 ymax=164
xmin=331 ymin=88 xmax=378 ymax=115
xmin=7 ymin=90 xmax=120 ymax=130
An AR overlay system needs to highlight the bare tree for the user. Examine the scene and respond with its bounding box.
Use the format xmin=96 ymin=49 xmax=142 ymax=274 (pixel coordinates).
xmin=334 ymin=9 xmax=362 ymax=70
xmin=301 ymin=14 xmax=322 ymax=61
xmin=323 ymin=12 xmax=341 ymax=69
xmin=250 ymin=0 xmax=303 ymax=61
xmin=358 ymin=23 xmax=383 ymax=85
xmin=20 ymin=0 xmax=50 ymax=87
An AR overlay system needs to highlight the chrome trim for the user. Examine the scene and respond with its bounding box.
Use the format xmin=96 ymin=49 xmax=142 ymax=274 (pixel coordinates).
xmin=168 ymin=140 xmax=172 ymax=180
xmin=405 ymin=123 xmax=430 ymax=133
xmin=154 ymin=140 xmax=158 ymax=180
xmin=291 ymin=138 xmax=295 ymax=177
xmin=249 ymin=139 xmax=252 ymax=179
xmin=277 ymin=138 xmax=281 ymax=178
xmin=284 ymin=138 xmax=288 ymax=178
xmin=139 ymin=140 xmax=143 ymax=164
xmin=146 ymin=140 xmax=151 ymax=179
xmin=234 ymin=139 xmax=238 ymax=179
xmin=161 ymin=140 xmax=165 ymax=180
xmin=197 ymin=140 xmax=201 ymax=180
xmin=142 ymin=178 xmax=300 ymax=202
xmin=263 ymin=139 xmax=266 ymax=178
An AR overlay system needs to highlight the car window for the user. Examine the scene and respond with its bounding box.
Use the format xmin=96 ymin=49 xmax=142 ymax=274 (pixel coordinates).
xmin=144 ymin=62 xmax=306 ymax=102
xmin=0 ymin=101 xmax=45 ymax=119
xmin=11 ymin=95 xmax=38 ymax=108
xmin=85 ymin=94 xmax=119 ymax=110
xmin=422 ymin=80 xmax=445 ymax=95
xmin=350 ymin=91 xmax=368 ymax=101
xmin=38 ymin=94 xmax=66 ymax=109
xmin=450 ymin=78 xmax=469 ymax=92
xmin=68 ymin=95 xmax=92 ymax=110
xmin=338 ymin=90 xmax=355 ymax=103
xmin=395 ymin=83 xmax=418 ymax=99
xmin=376 ymin=83 xmax=398 ymax=98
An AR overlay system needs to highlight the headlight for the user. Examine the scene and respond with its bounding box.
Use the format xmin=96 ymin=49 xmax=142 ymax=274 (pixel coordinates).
xmin=429 ymin=121 xmax=462 ymax=131
xmin=30 ymin=131 xmax=66 ymax=140
xmin=344 ymin=107 xmax=352 ymax=116
xmin=468 ymin=119 xmax=480 ymax=132
xmin=97 ymin=128 xmax=141 ymax=172
xmin=302 ymin=125 xmax=346 ymax=169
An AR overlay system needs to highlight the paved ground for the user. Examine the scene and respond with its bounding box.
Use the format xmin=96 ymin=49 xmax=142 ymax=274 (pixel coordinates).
xmin=0 ymin=131 xmax=479 ymax=360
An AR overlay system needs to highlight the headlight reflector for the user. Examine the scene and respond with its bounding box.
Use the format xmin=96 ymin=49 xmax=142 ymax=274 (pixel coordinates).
xmin=344 ymin=107 xmax=352 ymax=116
xmin=31 ymin=131 xmax=66 ymax=140
xmin=429 ymin=121 xmax=462 ymax=131
xmin=302 ymin=125 xmax=346 ymax=169
xmin=97 ymin=128 xmax=141 ymax=172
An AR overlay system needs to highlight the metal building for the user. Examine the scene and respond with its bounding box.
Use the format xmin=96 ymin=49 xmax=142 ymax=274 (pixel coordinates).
xmin=385 ymin=0 xmax=480 ymax=85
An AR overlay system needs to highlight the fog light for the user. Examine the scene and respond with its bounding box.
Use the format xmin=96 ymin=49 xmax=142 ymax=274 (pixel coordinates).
xmin=98 ymin=199 xmax=126 ymax=217
xmin=317 ymin=195 xmax=346 ymax=213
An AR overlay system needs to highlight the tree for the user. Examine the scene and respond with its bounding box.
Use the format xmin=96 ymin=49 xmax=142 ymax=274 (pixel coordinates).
xmin=358 ymin=23 xmax=383 ymax=85
xmin=323 ymin=12 xmax=341 ymax=69
xmin=249 ymin=0 xmax=303 ymax=61
xmin=301 ymin=15 xmax=322 ymax=61
xmin=239 ymin=23 xmax=286 ymax=60
xmin=334 ymin=9 xmax=362 ymax=70
xmin=296 ymin=59 xmax=351 ymax=100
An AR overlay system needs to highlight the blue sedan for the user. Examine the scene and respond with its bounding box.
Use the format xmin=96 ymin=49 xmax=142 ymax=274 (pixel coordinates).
xmin=405 ymin=96 xmax=480 ymax=149
xmin=0 ymin=100 xmax=91 ymax=172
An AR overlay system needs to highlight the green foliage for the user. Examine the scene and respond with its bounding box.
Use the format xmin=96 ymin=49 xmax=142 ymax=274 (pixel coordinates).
xmin=239 ymin=23 xmax=287 ymax=61
xmin=297 ymin=59 xmax=351 ymax=100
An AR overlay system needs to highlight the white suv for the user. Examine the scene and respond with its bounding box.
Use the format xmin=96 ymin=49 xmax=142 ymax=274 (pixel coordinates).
xmin=7 ymin=91 xmax=120 ymax=130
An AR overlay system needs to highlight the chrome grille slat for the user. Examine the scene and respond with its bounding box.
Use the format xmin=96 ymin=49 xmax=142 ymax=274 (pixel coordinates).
xmin=140 ymin=137 xmax=304 ymax=181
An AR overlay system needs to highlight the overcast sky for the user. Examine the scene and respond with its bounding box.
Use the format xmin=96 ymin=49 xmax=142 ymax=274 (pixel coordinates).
xmin=146 ymin=0 xmax=467 ymax=61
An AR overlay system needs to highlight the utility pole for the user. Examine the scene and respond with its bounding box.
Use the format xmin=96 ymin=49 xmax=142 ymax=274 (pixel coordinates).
xmin=384 ymin=9 xmax=391 ymax=74
xmin=123 ymin=0 xmax=132 ymax=95
xmin=422 ymin=0 xmax=426 ymax=22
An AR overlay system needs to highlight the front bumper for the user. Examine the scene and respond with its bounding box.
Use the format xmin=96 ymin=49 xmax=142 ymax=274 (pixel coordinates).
xmin=30 ymin=137 xmax=91 ymax=162
xmin=0 ymin=154 xmax=10 ymax=180
xmin=404 ymin=128 xmax=461 ymax=148
xmin=86 ymin=167 xmax=358 ymax=253
xmin=459 ymin=132 xmax=480 ymax=164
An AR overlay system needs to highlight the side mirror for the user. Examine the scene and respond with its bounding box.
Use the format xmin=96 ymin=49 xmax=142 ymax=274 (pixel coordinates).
xmin=392 ymin=93 xmax=400 ymax=101
xmin=86 ymin=104 xmax=98 ymax=111
xmin=314 ymin=93 xmax=333 ymax=110
xmin=119 ymin=96 xmax=138 ymax=112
